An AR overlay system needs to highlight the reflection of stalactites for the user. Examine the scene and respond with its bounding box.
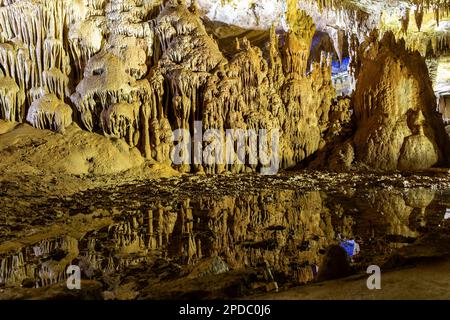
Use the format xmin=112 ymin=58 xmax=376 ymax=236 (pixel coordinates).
xmin=0 ymin=252 xmax=26 ymax=287
xmin=184 ymin=191 xmax=335 ymax=285
xmin=109 ymin=218 xmax=148 ymax=255
xmin=147 ymin=209 xmax=157 ymax=249
xmin=293 ymin=265 xmax=314 ymax=285
xmin=105 ymin=256 xmax=115 ymax=274
xmin=0 ymin=236 xmax=79 ymax=288
xmin=179 ymin=199 xmax=198 ymax=263
xmin=146 ymin=204 xmax=178 ymax=252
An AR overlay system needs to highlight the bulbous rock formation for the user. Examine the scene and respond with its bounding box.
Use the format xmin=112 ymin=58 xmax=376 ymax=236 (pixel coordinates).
xmin=26 ymin=93 xmax=72 ymax=133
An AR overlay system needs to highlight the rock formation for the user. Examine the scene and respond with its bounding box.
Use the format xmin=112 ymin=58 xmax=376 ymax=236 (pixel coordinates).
xmin=0 ymin=0 xmax=449 ymax=173
xmin=26 ymin=94 xmax=72 ymax=133
xmin=351 ymin=31 xmax=450 ymax=171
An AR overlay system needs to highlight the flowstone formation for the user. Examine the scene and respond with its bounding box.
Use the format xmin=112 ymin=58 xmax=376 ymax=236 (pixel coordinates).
xmin=351 ymin=32 xmax=450 ymax=171
xmin=313 ymin=30 xmax=450 ymax=171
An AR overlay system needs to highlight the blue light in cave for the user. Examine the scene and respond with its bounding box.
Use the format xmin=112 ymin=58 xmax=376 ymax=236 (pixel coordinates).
xmin=332 ymin=57 xmax=350 ymax=75
xmin=310 ymin=34 xmax=321 ymax=50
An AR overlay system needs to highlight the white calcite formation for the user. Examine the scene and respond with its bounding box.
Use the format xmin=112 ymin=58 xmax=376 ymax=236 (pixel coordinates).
xmin=0 ymin=0 xmax=449 ymax=172
xmin=26 ymin=93 xmax=72 ymax=133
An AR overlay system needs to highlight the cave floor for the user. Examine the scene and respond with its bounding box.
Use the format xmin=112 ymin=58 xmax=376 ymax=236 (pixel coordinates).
xmin=252 ymin=258 xmax=450 ymax=300
xmin=0 ymin=171 xmax=449 ymax=300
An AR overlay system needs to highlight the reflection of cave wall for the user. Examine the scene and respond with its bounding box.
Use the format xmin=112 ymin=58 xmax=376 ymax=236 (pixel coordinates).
xmin=1 ymin=187 xmax=445 ymax=289
xmin=0 ymin=191 xmax=336 ymax=287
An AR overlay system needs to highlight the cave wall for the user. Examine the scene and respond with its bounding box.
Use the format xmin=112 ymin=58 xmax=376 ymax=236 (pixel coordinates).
xmin=0 ymin=0 xmax=344 ymax=173
xmin=0 ymin=0 xmax=448 ymax=173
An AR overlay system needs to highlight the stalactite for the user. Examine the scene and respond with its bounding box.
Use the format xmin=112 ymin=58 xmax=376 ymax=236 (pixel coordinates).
xmin=415 ymin=4 xmax=424 ymax=31
xmin=268 ymin=26 xmax=284 ymax=91
xmin=434 ymin=7 xmax=440 ymax=27
xmin=401 ymin=8 xmax=410 ymax=34
xmin=1 ymin=0 xmax=444 ymax=174
xmin=42 ymin=68 xmax=69 ymax=100
xmin=0 ymin=75 xmax=25 ymax=122
xmin=329 ymin=28 xmax=346 ymax=63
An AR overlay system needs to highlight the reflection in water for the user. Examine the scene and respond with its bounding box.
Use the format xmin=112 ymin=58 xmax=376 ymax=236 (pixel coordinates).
xmin=0 ymin=187 xmax=446 ymax=294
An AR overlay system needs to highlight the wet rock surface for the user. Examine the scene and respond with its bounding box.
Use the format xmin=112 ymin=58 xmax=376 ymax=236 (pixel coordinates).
xmin=1 ymin=171 xmax=449 ymax=300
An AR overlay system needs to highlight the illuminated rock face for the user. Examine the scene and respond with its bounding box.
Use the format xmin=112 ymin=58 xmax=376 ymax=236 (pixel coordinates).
xmin=0 ymin=0 xmax=449 ymax=172
xmin=351 ymin=32 xmax=450 ymax=171
xmin=0 ymin=0 xmax=340 ymax=173
xmin=26 ymin=94 xmax=72 ymax=133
